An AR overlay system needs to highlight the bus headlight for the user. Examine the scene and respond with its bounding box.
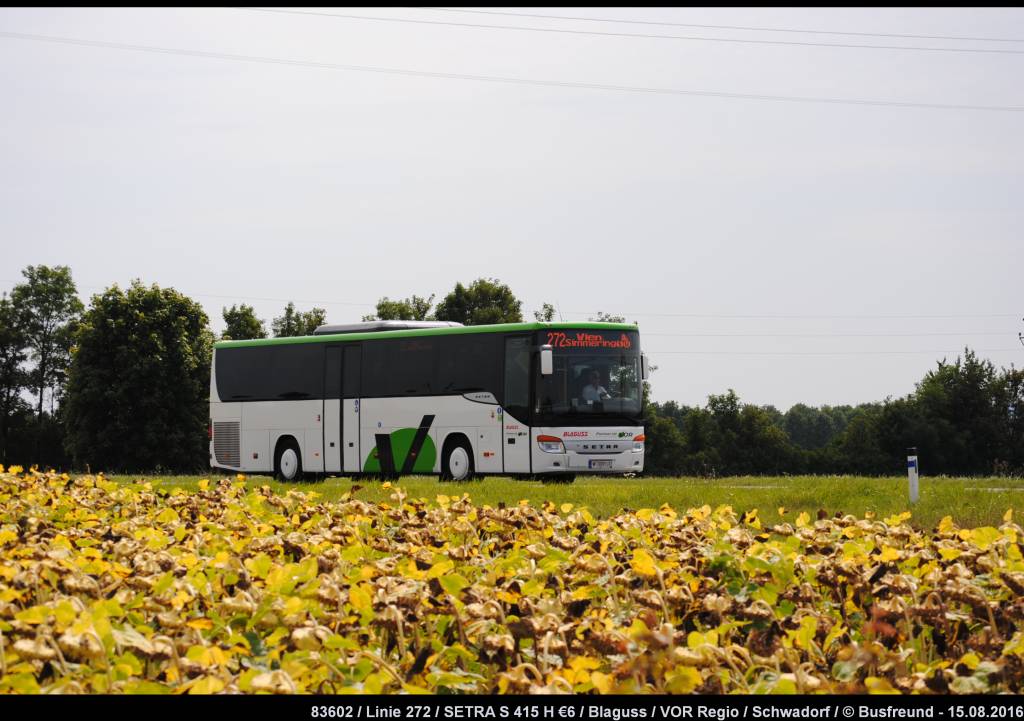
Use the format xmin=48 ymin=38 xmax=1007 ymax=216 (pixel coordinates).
xmin=536 ymin=435 xmax=565 ymax=453
xmin=632 ymin=434 xmax=645 ymax=453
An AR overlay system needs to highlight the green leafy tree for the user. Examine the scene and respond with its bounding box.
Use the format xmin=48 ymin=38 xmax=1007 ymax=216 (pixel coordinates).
xmin=783 ymin=403 xmax=850 ymax=450
xmin=834 ymin=405 xmax=888 ymax=474
xmin=864 ymin=349 xmax=1005 ymax=476
xmin=362 ymin=294 xmax=435 ymax=322
xmin=10 ymin=265 xmax=83 ymax=418
xmin=63 ymin=282 xmax=213 ymax=472
xmin=434 ymin=278 xmax=523 ymax=326
xmin=913 ymin=349 xmax=1002 ymax=475
xmin=589 ymin=312 xmax=626 ymax=323
xmin=533 ymin=303 xmax=557 ymax=322
xmin=221 ymin=304 xmax=266 ymax=340
xmin=0 ymin=294 xmax=29 ymax=463
xmin=272 ymin=302 xmax=327 ymax=337
xmin=994 ymin=366 xmax=1024 ymax=472
xmin=642 ymin=404 xmax=687 ymax=476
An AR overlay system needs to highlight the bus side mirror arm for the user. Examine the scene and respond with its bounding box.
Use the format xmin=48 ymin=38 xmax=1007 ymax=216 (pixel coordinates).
xmin=540 ymin=345 xmax=553 ymax=376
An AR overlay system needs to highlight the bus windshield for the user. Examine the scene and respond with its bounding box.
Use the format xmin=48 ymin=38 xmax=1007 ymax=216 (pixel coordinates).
xmin=534 ymin=329 xmax=642 ymax=423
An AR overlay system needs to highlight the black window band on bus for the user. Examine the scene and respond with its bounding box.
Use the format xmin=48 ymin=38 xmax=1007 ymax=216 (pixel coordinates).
xmin=215 ymin=333 xmax=503 ymax=402
xmin=359 ymin=334 xmax=502 ymax=400
xmin=343 ymin=345 xmax=361 ymax=399
xmin=215 ymin=344 xmax=325 ymax=402
xmin=325 ymin=346 xmax=342 ymax=399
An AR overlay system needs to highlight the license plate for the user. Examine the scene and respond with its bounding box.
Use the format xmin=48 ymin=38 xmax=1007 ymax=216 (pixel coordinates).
xmin=589 ymin=459 xmax=613 ymax=470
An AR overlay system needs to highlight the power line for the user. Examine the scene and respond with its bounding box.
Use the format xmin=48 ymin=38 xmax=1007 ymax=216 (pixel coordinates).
xmin=237 ymin=7 xmax=1024 ymax=56
xmin=1 ymin=279 xmax=1016 ymax=322
xmin=169 ymin=291 xmax=372 ymax=307
xmin=2 ymin=280 xmax=1018 ymax=355
xmin=643 ymin=331 xmax=1012 ymax=338
xmin=416 ymin=7 xmax=1024 ymax=44
xmin=645 ymin=349 xmax=1022 ymax=355
xmin=2 ymin=31 xmax=1021 ymax=113
xmin=0 ymin=278 xmax=374 ymax=308
xmin=570 ymin=310 xmax=1021 ymax=319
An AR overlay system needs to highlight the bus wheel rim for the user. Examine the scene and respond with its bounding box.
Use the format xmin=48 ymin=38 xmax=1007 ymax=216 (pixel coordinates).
xmin=450 ymin=447 xmax=469 ymax=481
xmin=281 ymin=449 xmax=297 ymax=479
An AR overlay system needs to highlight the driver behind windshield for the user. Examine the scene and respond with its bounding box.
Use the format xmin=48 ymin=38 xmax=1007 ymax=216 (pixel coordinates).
xmin=582 ymin=369 xmax=611 ymax=402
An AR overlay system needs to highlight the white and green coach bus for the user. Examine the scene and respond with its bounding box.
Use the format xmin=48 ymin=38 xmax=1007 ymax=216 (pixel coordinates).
xmin=209 ymin=321 xmax=648 ymax=482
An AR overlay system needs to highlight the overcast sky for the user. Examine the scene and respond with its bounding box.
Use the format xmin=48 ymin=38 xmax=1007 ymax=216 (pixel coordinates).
xmin=1 ymin=7 xmax=1021 ymax=409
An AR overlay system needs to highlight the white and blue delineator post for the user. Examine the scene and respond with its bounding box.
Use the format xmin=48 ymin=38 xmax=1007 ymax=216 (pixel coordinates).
xmin=907 ymin=447 xmax=919 ymax=504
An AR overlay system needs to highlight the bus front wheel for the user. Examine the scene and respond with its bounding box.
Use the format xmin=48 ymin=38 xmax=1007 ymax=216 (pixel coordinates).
xmin=441 ymin=438 xmax=474 ymax=482
xmin=275 ymin=439 xmax=303 ymax=482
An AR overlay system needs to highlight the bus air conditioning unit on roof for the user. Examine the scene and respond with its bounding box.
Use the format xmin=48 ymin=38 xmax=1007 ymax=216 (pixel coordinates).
xmin=313 ymin=321 xmax=465 ymax=335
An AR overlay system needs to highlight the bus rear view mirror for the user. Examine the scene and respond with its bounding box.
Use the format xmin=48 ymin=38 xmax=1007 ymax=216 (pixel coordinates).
xmin=641 ymin=353 xmax=650 ymax=380
xmin=540 ymin=345 xmax=553 ymax=375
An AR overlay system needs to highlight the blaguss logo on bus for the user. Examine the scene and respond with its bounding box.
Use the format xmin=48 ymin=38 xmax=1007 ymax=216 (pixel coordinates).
xmin=563 ymin=431 xmax=588 ymax=437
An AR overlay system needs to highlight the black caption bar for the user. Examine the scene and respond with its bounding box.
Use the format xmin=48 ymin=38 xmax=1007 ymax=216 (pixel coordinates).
xmin=3 ymin=695 xmax=1024 ymax=718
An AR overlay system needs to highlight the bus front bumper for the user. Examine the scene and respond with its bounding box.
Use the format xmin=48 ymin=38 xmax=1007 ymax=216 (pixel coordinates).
xmin=531 ymin=451 xmax=644 ymax=474
xmin=530 ymin=428 xmax=645 ymax=474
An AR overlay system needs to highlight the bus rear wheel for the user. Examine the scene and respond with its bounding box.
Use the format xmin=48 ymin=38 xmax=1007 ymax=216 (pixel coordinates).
xmin=441 ymin=438 xmax=474 ymax=482
xmin=275 ymin=439 xmax=303 ymax=482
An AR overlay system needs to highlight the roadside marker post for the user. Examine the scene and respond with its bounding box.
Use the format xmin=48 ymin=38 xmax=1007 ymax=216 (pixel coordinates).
xmin=907 ymin=447 xmax=919 ymax=505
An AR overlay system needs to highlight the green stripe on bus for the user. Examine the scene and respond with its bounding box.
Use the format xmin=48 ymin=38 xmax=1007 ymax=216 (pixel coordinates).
xmin=214 ymin=322 xmax=639 ymax=349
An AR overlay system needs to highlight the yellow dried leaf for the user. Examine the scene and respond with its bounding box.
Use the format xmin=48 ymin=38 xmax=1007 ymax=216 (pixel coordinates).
xmin=879 ymin=546 xmax=900 ymax=562
xmin=568 ymin=656 xmax=602 ymax=672
xmin=629 ymin=548 xmax=658 ymax=578
xmin=665 ymin=667 xmax=702 ymax=694
xmin=427 ymin=559 xmax=454 ymax=579
xmin=590 ymin=671 xmax=614 ymax=694
xmin=865 ymin=677 xmax=900 ymax=694
xmin=348 ymin=583 xmax=373 ymax=614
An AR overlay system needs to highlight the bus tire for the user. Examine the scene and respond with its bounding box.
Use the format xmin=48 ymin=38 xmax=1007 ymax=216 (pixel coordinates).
xmin=440 ymin=436 xmax=474 ymax=482
xmin=274 ymin=437 xmax=303 ymax=482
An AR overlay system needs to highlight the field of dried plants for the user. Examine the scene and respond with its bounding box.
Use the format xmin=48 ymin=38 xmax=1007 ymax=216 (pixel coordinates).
xmin=2 ymin=468 xmax=1024 ymax=694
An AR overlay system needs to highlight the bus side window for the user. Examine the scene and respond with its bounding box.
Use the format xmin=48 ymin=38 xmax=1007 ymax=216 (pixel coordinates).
xmin=343 ymin=345 xmax=361 ymax=398
xmin=325 ymin=347 xmax=342 ymax=399
xmin=216 ymin=345 xmax=323 ymax=401
xmin=438 ymin=334 xmax=501 ymax=394
xmin=503 ymin=336 xmax=530 ymax=422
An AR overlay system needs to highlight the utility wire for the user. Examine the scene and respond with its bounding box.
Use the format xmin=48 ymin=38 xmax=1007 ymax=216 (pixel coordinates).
xmin=570 ymin=310 xmax=1021 ymax=319
xmin=1 ymin=279 xmax=1016 ymax=322
xmin=237 ymin=8 xmax=1024 ymax=56
xmin=0 ymin=278 xmax=374 ymax=308
xmin=4 ymin=278 xmax=1018 ymax=354
xmin=645 ymin=349 xmax=1022 ymax=355
xmin=643 ymin=331 xmax=1012 ymax=338
xmin=2 ymin=31 xmax=1022 ymax=112
xmin=416 ymin=7 xmax=1024 ymax=44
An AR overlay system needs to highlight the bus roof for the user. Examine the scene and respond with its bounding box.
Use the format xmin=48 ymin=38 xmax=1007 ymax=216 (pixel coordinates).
xmin=214 ymin=321 xmax=639 ymax=349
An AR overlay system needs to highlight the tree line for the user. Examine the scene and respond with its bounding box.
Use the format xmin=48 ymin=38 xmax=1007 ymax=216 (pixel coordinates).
xmin=0 ymin=265 xmax=1020 ymax=476
xmin=644 ymin=351 xmax=1023 ymax=477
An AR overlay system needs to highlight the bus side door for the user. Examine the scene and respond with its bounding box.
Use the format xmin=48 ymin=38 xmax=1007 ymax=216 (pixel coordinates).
xmin=502 ymin=335 xmax=532 ymax=474
xmin=324 ymin=347 xmax=343 ymax=473
xmin=342 ymin=344 xmax=362 ymax=473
